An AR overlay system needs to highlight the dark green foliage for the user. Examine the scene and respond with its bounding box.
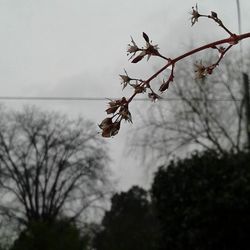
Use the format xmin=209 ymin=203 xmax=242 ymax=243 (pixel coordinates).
xmin=152 ymin=151 xmax=250 ymax=250
xmin=94 ymin=186 xmax=159 ymax=250
xmin=10 ymin=220 xmax=87 ymax=250
xmin=0 ymin=244 xmax=7 ymax=250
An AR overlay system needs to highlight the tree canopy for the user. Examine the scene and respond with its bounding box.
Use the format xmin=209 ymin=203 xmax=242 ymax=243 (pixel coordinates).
xmin=0 ymin=106 xmax=110 ymax=226
xmin=10 ymin=219 xmax=87 ymax=250
xmin=151 ymin=151 xmax=250 ymax=250
xmin=94 ymin=186 xmax=159 ymax=250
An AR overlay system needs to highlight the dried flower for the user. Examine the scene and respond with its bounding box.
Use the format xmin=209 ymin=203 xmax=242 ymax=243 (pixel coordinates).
xmin=99 ymin=117 xmax=113 ymax=130
xmin=119 ymin=69 xmax=131 ymax=89
xmin=191 ymin=4 xmax=200 ymax=26
xmin=120 ymin=74 xmax=131 ymax=84
xmin=105 ymin=106 xmax=119 ymax=114
xmin=194 ymin=61 xmax=207 ymax=79
xmin=105 ymin=103 xmax=119 ymax=114
xmin=130 ymin=83 xmax=146 ymax=94
xmin=119 ymin=106 xmax=132 ymax=123
xmin=100 ymin=97 xmax=128 ymax=137
xmin=111 ymin=121 xmax=121 ymax=135
xmin=142 ymin=32 xmax=160 ymax=60
xmin=100 ymin=120 xmax=121 ymax=138
xmin=105 ymin=98 xmax=124 ymax=114
xmin=131 ymin=41 xmax=159 ymax=63
xmin=127 ymin=37 xmax=140 ymax=59
xmin=145 ymin=42 xmax=160 ymax=61
xmin=129 ymin=33 xmax=160 ymax=63
xmin=148 ymin=92 xmax=161 ymax=102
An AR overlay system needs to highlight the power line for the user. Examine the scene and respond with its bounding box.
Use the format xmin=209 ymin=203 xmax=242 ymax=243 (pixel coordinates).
xmin=0 ymin=96 xmax=107 ymax=101
xmin=0 ymin=96 xmax=242 ymax=102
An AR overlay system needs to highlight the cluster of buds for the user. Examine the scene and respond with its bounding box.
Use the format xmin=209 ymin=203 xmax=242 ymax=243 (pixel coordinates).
xmin=194 ymin=44 xmax=233 ymax=79
xmin=119 ymin=69 xmax=147 ymax=94
xmin=127 ymin=32 xmax=162 ymax=63
xmin=190 ymin=4 xmax=234 ymax=37
xmin=99 ymin=97 xmax=132 ymax=137
xmin=99 ymin=4 xmax=249 ymax=137
xmin=194 ymin=60 xmax=222 ymax=79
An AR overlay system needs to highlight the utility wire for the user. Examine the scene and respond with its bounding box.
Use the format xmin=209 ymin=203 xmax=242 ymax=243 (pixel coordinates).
xmin=0 ymin=96 xmax=242 ymax=102
xmin=0 ymin=4 xmax=244 ymax=104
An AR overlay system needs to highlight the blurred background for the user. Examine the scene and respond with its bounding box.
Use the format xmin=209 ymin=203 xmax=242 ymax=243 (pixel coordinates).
xmin=1 ymin=0 xmax=249 ymax=189
xmin=1 ymin=0 xmax=250 ymax=249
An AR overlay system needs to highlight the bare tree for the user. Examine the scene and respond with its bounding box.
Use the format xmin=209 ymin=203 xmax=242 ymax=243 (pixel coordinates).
xmin=129 ymin=52 xmax=250 ymax=165
xmin=0 ymin=106 xmax=110 ymax=226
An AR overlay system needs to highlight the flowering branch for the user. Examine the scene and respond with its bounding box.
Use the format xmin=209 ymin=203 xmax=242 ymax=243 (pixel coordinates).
xmin=99 ymin=5 xmax=250 ymax=138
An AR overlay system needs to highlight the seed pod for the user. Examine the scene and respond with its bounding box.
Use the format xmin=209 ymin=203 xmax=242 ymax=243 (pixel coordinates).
xmin=142 ymin=32 xmax=150 ymax=43
xmin=211 ymin=11 xmax=218 ymax=18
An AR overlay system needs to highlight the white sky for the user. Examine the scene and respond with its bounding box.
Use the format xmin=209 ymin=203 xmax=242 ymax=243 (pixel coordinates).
xmin=0 ymin=0 xmax=250 ymax=190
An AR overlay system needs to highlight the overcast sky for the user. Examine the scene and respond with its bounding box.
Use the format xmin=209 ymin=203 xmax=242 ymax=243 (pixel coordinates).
xmin=1 ymin=0 xmax=250 ymax=190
